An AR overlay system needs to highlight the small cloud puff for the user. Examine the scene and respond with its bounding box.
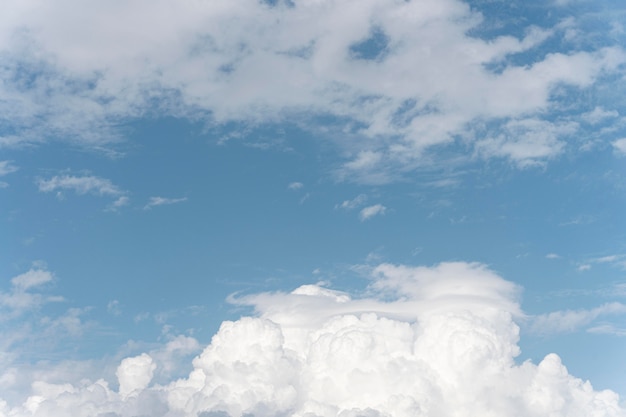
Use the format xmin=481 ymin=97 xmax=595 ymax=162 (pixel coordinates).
xmin=287 ymin=182 xmax=304 ymax=190
xmin=0 ymin=160 xmax=18 ymax=177
xmin=613 ymin=138 xmax=626 ymax=156
xmin=336 ymin=194 xmax=367 ymax=210
xmin=359 ymin=204 xmax=387 ymax=221
xmin=143 ymin=196 xmax=187 ymax=210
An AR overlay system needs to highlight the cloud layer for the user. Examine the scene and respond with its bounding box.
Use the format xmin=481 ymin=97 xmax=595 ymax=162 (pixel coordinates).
xmin=1 ymin=262 xmax=624 ymax=416
xmin=2 ymin=0 xmax=624 ymax=181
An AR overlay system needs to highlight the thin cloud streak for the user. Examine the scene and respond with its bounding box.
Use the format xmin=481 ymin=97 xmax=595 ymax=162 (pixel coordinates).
xmin=143 ymin=196 xmax=188 ymax=210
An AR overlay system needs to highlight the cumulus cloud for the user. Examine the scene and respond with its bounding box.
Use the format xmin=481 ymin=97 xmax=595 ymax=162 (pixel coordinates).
xmin=116 ymin=354 xmax=156 ymax=398
xmin=37 ymin=175 xmax=123 ymax=197
xmin=287 ymin=182 xmax=304 ymax=190
xmin=1 ymin=0 xmax=623 ymax=180
xmin=359 ymin=204 xmax=387 ymax=221
xmin=143 ymin=196 xmax=188 ymax=210
xmin=1 ymin=262 xmax=624 ymax=416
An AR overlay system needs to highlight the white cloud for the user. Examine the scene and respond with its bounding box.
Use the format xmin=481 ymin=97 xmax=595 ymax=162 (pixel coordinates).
xmin=37 ymin=175 xmax=122 ymax=197
xmin=577 ymin=264 xmax=591 ymax=271
xmin=530 ymin=302 xmax=626 ymax=335
xmin=580 ymin=254 xmax=626 ymax=271
xmin=143 ymin=196 xmax=188 ymax=210
xmin=116 ymin=353 xmax=156 ymax=398
xmin=0 ymin=160 xmax=18 ymax=176
xmin=10 ymin=269 xmax=53 ymax=291
xmin=336 ymin=194 xmax=367 ymax=210
xmin=473 ymin=119 xmax=577 ymax=167
xmin=582 ymin=107 xmax=619 ymax=124
xmin=0 ymin=0 xmax=622 ymax=180
xmin=613 ymin=138 xmax=626 ymax=156
xmin=0 ymin=269 xmax=59 ymax=315
xmin=546 ymin=253 xmax=561 ymax=259
xmin=2 ymin=262 xmax=624 ymax=416
xmin=288 ymin=182 xmax=304 ymax=190
xmin=587 ymin=324 xmax=626 ymax=336
xmin=107 ymin=300 xmax=122 ymax=316
xmin=359 ymin=204 xmax=387 ymax=221
xmin=106 ymin=196 xmax=130 ymax=211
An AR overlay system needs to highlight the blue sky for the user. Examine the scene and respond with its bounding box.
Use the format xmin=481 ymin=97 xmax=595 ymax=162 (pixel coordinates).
xmin=2 ymin=0 xmax=626 ymax=415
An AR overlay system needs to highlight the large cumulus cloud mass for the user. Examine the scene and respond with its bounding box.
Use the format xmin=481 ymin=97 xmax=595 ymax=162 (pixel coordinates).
xmin=1 ymin=262 xmax=623 ymax=416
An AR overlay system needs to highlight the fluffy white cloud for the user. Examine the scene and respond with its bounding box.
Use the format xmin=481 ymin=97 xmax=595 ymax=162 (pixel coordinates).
xmin=288 ymin=182 xmax=304 ymax=190
xmin=37 ymin=175 xmax=123 ymax=197
xmin=1 ymin=0 xmax=623 ymax=180
xmin=2 ymin=262 xmax=624 ymax=417
xmin=359 ymin=204 xmax=387 ymax=221
xmin=143 ymin=196 xmax=188 ymax=210
xmin=116 ymin=354 xmax=156 ymax=398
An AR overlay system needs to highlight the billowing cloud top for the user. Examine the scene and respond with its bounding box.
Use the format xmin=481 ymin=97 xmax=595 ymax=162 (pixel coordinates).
xmin=2 ymin=262 xmax=623 ymax=416
xmin=1 ymin=0 xmax=624 ymax=181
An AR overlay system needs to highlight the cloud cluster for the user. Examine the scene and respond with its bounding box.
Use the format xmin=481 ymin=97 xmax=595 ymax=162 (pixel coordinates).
xmin=1 ymin=0 xmax=624 ymax=180
xmin=1 ymin=262 xmax=624 ymax=416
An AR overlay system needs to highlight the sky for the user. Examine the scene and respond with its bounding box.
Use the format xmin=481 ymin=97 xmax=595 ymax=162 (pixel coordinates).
xmin=1 ymin=0 xmax=626 ymax=415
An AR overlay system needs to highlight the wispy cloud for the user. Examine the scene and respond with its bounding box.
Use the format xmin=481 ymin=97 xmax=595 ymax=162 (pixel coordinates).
xmin=38 ymin=175 xmax=123 ymax=197
xmin=143 ymin=196 xmax=188 ymax=210
xmin=106 ymin=196 xmax=130 ymax=212
xmin=0 ymin=268 xmax=61 ymax=319
xmin=359 ymin=204 xmax=387 ymax=221
xmin=0 ymin=160 xmax=18 ymax=187
xmin=0 ymin=160 xmax=18 ymax=176
xmin=545 ymin=253 xmax=561 ymax=259
xmin=287 ymin=182 xmax=304 ymax=190
xmin=336 ymin=194 xmax=367 ymax=210
xmin=530 ymin=302 xmax=626 ymax=335
xmin=587 ymin=324 xmax=626 ymax=336
xmin=581 ymin=106 xmax=619 ymax=124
